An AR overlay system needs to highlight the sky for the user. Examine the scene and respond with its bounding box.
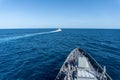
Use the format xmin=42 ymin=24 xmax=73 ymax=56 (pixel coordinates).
xmin=0 ymin=0 xmax=120 ymax=29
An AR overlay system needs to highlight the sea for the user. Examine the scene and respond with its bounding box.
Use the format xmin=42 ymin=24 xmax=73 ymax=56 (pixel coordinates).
xmin=0 ymin=29 xmax=120 ymax=80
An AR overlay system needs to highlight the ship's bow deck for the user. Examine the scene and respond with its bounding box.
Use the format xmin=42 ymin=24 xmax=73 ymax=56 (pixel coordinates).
xmin=55 ymin=48 xmax=112 ymax=80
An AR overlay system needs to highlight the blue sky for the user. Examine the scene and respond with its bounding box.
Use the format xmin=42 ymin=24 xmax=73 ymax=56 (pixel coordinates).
xmin=0 ymin=0 xmax=120 ymax=28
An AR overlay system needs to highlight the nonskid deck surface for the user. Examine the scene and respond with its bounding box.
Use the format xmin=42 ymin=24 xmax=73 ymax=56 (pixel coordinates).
xmin=77 ymin=55 xmax=98 ymax=80
xmin=55 ymin=48 xmax=111 ymax=80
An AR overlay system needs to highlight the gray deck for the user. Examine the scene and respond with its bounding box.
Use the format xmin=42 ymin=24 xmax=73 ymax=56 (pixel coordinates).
xmin=55 ymin=48 xmax=112 ymax=80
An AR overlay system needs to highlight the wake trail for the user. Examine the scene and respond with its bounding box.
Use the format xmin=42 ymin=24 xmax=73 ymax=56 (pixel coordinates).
xmin=0 ymin=29 xmax=62 ymax=43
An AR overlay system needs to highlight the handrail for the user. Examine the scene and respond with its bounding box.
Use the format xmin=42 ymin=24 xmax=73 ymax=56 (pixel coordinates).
xmin=78 ymin=48 xmax=112 ymax=80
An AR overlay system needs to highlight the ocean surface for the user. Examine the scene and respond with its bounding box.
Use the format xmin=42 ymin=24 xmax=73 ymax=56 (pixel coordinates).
xmin=0 ymin=29 xmax=120 ymax=80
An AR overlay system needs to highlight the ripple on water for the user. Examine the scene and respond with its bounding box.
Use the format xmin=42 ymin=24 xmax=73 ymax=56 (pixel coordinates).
xmin=0 ymin=29 xmax=120 ymax=80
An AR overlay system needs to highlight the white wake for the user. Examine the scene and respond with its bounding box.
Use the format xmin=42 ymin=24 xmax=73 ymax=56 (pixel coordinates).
xmin=0 ymin=29 xmax=62 ymax=43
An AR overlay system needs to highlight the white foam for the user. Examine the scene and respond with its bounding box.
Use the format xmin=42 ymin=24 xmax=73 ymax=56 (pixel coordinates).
xmin=0 ymin=29 xmax=62 ymax=43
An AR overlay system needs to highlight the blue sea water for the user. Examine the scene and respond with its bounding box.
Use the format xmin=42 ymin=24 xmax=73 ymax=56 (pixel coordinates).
xmin=0 ymin=29 xmax=120 ymax=80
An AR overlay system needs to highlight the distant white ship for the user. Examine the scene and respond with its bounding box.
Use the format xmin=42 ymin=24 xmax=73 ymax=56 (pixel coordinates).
xmin=56 ymin=28 xmax=62 ymax=32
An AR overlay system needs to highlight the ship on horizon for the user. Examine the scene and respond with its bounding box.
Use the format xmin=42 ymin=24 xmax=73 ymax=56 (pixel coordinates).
xmin=56 ymin=28 xmax=62 ymax=32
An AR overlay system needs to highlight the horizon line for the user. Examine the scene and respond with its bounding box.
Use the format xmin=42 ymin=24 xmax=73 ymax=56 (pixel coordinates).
xmin=0 ymin=27 xmax=120 ymax=29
